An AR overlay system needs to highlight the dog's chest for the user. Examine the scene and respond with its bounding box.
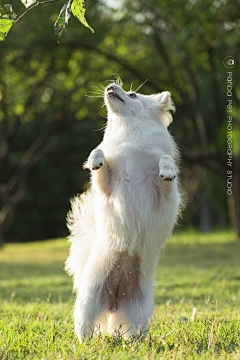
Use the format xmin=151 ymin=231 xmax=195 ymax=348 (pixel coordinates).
xmin=111 ymin=148 xmax=158 ymax=185
xmin=104 ymin=148 xmax=161 ymax=215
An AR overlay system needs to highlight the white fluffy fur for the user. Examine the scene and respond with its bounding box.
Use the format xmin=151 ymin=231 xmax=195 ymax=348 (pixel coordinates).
xmin=65 ymin=83 xmax=181 ymax=342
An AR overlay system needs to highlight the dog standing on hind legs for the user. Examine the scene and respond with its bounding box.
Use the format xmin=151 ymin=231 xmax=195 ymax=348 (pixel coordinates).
xmin=65 ymin=79 xmax=181 ymax=342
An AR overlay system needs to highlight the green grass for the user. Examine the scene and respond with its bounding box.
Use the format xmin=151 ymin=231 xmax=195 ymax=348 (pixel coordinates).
xmin=0 ymin=229 xmax=240 ymax=359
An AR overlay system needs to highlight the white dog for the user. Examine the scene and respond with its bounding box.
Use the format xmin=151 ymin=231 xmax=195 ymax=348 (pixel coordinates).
xmin=66 ymin=81 xmax=181 ymax=342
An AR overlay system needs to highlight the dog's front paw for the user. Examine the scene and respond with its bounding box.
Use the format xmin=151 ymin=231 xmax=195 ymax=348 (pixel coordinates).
xmin=159 ymin=154 xmax=176 ymax=181
xmin=86 ymin=149 xmax=105 ymax=170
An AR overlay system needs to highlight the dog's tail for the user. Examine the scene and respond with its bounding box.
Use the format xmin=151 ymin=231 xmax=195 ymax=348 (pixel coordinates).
xmin=65 ymin=190 xmax=95 ymax=291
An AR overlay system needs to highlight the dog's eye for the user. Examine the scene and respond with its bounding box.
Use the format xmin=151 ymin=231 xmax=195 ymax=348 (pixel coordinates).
xmin=128 ymin=93 xmax=137 ymax=99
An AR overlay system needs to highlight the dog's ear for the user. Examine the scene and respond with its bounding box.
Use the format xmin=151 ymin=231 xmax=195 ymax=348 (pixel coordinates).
xmin=153 ymin=91 xmax=175 ymax=128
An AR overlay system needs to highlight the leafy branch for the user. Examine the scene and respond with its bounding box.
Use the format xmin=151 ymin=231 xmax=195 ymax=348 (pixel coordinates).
xmin=0 ymin=0 xmax=93 ymax=41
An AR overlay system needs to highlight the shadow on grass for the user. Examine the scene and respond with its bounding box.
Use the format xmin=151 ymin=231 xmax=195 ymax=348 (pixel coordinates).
xmin=161 ymin=241 xmax=240 ymax=268
xmin=0 ymin=261 xmax=65 ymax=280
xmin=155 ymin=240 xmax=240 ymax=306
xmin=1 ymin=239 xmax=240 ymax=305
xmin=0 ymin=261 xmax=73 ymax=304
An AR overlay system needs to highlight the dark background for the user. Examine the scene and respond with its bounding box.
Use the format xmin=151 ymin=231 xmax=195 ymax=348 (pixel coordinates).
xmin=0 ymin=0 xmax=239 ymax=244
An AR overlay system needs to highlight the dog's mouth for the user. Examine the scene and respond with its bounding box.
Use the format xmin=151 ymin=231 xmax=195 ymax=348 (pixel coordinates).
xmin=107 ymin=87 xmax=124 ymax=103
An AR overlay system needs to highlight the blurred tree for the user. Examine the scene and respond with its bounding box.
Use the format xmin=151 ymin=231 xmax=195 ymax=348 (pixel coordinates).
xmin=0 ymin=0 xmax=239 ymax=244
xmin=0 ymin=0 xmax=98 ymax=243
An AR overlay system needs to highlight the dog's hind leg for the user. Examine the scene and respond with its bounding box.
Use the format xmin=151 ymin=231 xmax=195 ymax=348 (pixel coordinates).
xmin=74 ymin=246 xmax=115 ymax=342
xmin=107 ymin=286 xmax=154 ymax=341
xmin=74 ymin=284 xmax=107 ymax=342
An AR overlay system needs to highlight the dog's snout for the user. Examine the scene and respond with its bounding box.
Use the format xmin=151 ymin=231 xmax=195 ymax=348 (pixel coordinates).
xmin=106 ymin=84 xmax=120 ymax=92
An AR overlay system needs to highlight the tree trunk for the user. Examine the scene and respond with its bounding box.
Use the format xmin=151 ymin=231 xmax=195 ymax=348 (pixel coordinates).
xmin=0 ymin=204 xmax=16 ymax=240
xmin=199 ymin=189 xmax=211 ymax=233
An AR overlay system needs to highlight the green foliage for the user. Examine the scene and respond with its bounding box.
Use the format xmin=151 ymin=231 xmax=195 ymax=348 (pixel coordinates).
xmin=0 ymin=4 xmax=17 ymax=40
xmin=0 ymin=18 xmax=13 ymax=40
xmin=71 ymin=0 xmax=94 ymax=33
xmin=54 ymin=0 xmax=94 ymax=40
xmin=0 ymin=3 xmax=17 ymax=18
xmin=54 ymin=0 xmax=71 ymax=38
xmin=0 ymin=0 xmax=93 ymax=41
xmin=0 ymin=230 xmax=240 ymax=358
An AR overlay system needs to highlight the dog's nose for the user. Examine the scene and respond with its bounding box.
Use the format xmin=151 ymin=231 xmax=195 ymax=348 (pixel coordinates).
xmin=106 ymin=84 xmax=120 ymax=92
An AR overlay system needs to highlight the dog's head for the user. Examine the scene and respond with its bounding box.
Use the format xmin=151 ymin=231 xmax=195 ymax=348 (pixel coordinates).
xmin=105 ymin=83 xmax=175 ymax=128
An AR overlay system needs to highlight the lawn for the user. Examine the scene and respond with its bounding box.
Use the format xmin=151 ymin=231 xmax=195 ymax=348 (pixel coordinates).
xmin=0 ymin=229 xmax=240 ymax=359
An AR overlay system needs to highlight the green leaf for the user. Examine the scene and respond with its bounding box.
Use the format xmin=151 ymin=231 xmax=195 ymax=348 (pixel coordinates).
xmin=54 ymin=0 xmax=71 ymax=39
xmin=3 ymin=4 xmax=12 ymax=12
xmin=71 ymin=0 xmax=94 ymax=33
xmin=20 ymin=0 xmax=37 ymax=9
xmin=0 ymin=18 xmax=14 ymax=41
xmin=0 ymin=4 xmax=17 ymax=40
xmin=0 ymin=4 xmax=17 ymax=19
